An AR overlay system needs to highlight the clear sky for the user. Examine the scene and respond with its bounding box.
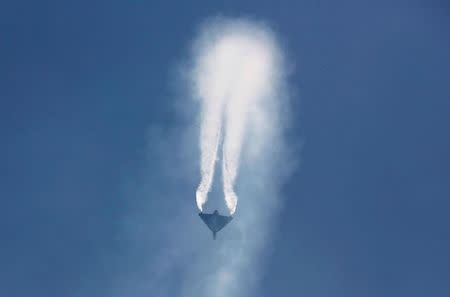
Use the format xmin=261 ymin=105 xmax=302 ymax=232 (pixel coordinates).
xmin=2 ymin=1 xmax=450 ymax=297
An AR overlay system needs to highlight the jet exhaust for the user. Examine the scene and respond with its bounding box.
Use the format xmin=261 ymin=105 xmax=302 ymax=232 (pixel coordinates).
xmin=194 ymin=20 xmax=280 ymax=215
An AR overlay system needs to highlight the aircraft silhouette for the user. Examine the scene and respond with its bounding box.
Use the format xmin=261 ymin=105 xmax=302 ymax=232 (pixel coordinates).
xmin=199 ymin=210 xmax=233 ymax=239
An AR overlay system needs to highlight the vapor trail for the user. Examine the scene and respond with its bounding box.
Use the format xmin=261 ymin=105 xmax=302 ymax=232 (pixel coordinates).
xmin=195 ymin=21 xmax=278 ymax=215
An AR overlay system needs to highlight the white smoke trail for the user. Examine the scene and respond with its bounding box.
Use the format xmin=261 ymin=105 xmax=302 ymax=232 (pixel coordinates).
xmin=194 ymin=21 xmax=279 ymax=215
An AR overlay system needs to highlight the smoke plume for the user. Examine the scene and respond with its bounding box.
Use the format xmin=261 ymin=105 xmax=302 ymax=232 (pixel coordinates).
xmin=194 ymin=20 xmax=282 ymax=215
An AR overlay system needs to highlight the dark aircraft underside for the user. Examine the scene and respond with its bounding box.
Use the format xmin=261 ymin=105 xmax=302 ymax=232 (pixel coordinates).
xmin=199 ymin=210 xmax=233 ymax=239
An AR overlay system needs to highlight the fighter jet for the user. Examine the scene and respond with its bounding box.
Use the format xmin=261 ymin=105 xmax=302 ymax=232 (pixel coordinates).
xmin=199 ymin=210 xmax=233 ymax=240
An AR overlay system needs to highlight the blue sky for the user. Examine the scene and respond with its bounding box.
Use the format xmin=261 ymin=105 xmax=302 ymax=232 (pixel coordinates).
xmin=1 ymin=1 xmax=450 ymax=297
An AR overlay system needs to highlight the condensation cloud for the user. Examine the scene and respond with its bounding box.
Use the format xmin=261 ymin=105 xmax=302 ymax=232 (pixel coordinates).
xmin=194 ymin=20 xmax=283 ymax=215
